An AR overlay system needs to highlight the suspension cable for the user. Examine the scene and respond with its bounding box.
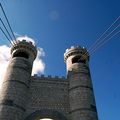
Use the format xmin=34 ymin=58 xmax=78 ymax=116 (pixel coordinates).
xmin=81 ymin=29 xmax=120 ymax=60
xmin=82 ymin=16 xmax=120 ymax=59
xmin=0 ymin=3 xmax=17 ymax=44
xmin=88 ymin=16 xmax=120 ymax=53
xmin=90 ymin=30 xmax=120 ymax=55
xmin=0 ymin=26 xmax=13 ymax=46
xmin=0 ymin=18 xmax=13 ymax=42
xmin=89 ymin=23 xmax=120 ymax=54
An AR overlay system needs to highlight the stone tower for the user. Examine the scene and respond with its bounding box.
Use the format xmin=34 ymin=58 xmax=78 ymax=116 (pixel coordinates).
xmin=64 ymin=46 xmax=98 ymax=120
xmin=0 ymin=40 xmax=37 ymax=120
xmin=0 ymin=43 xmax=99 ymax=120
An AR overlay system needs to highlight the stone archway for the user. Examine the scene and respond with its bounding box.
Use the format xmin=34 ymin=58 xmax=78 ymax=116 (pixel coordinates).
xmin=24 ymin=109 xmax=68 ymax=120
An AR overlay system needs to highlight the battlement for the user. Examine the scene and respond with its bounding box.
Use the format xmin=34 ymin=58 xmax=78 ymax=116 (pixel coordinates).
xmin=11 ymin=39 xmax=36 ymax=49
xmin=65 ymin=46 xmax=82 ymax=52
xmin=64 ymin=45 xmax=89 ymax=62
xmin=32 ymin=74 xmax=67 ymax=81
xmin=11 ymin=39 xmax=37 ymax=60
xmin=16 ymin=39 xmax=36 ymax=46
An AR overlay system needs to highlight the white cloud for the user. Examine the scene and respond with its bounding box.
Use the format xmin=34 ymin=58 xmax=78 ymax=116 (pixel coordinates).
xmin=14 ymin=32 xmax=22 ymax=37
xmin=32 ymin=47 xmax=45 ymax=75
xmin=0 ymin=36 xmax=45 ymax=89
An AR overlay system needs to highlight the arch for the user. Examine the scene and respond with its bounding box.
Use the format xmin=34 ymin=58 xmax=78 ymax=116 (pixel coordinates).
xmin=13 ymin=51 xmax=29 ymax=59
xmin=24 ymin=109 xmax=68 ymax=120
xmin=72 ymin=55 xmax=86 ymax=64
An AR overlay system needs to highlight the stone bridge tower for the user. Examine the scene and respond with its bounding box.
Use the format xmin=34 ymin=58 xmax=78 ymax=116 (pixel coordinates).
xmin=0 ymin=40 xmax=37 ymax=120
xmin=0 ymin=42 xmax=99 ymax=120
xmin=64 ymin=46 xmax=98 ymax=120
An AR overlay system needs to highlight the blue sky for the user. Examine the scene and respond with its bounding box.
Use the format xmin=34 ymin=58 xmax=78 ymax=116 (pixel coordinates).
xmin=0 ymin=0 xmax=120 ymax=120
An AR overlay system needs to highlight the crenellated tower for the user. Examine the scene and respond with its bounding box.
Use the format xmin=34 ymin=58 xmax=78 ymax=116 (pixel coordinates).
xmin=0 ymin=40 xmax=37 ymax=120
xmin=64 ymin=46 xmax=98 ymax=120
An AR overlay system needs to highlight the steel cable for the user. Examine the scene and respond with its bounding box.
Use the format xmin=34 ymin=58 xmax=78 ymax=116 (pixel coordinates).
xmin=0 ymin=3 xmax=16 ymax=44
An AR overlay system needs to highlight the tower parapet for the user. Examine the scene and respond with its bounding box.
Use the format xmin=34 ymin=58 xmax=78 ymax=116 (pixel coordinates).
xmin=11 ymin=39 xmax=37 ymax=62
xmin=64 ymin=46 xmax=89 ymax=62
xmin=64 ymin=46 xmax=89 ymax=73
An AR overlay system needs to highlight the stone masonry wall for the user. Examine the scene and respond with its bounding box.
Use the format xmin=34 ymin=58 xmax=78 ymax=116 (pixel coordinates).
xmin=24 ymin=75 xmax=70 ymax=119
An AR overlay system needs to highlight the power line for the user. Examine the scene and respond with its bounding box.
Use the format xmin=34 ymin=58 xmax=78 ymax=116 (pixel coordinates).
xmin=0 ymin=26 xmax=13 ymax=45
xmin=0 ymin=3 xmax=16 ymax=44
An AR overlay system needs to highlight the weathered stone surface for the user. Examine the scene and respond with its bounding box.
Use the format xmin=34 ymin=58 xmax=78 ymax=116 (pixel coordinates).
xmin=25 ymin=76 xmax=69 ymax=119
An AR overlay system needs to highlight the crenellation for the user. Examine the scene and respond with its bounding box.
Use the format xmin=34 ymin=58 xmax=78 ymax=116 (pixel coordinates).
xmin=32 ymin=75 xmax=67 ymax=81
xmin=33 ymin=74 xmax=38 ymax=77
xmin=48 ymin=75 xmax=52 ymax=78
xmin=40 ymin=74 xmax=45 ymax=78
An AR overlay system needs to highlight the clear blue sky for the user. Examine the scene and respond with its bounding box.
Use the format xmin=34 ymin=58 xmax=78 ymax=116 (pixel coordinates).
xmin=0 ymin=0 xmax=120 ymax=120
